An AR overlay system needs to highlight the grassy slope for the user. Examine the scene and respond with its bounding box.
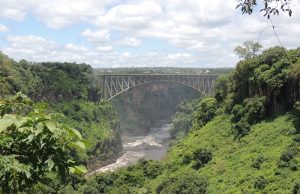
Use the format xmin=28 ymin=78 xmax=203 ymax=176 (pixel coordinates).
xmin=162 ymin=114 xmax=299 ymax=193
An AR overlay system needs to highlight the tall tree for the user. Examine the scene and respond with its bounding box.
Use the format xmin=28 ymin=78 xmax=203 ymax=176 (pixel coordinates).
xmin=234 ymin=41 xmax=263 ymax=59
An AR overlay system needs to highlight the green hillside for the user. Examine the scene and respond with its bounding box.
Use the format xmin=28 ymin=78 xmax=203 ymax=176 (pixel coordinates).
xmin=66 ymin=46 xmax=300 ymax=194
xmin=166 ymin=114 xmax=299 ymax=193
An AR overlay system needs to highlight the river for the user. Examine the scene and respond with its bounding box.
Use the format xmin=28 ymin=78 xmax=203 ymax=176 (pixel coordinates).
xmin=92 ymin=123 xmax=172 ymax=174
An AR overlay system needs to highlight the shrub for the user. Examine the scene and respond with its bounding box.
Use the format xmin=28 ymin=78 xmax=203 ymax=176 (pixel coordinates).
xmin=95 ymin=173 xmax=118 ymax=193
xmin=156 ymin=171 xmax=208 ymax=194
xmin=278 ymin=148 xmax=299 ymax=171
xmin=193 ymin=97 xmax=218 ymax=128
xmin=233 ymin=119 xmax=251 ymax=139
xmin=231 ymin=104 xmax=244 ymax=123
xmin=243 ymin=96 xmax=266 ymax=124
xmin=252 ymin=155 xmax=265 ymax=170
xmin=293 ymin=181 xmax=300 ymax=194
xmin=280 ymin=149 xmax=296 ymax=162
xmin=254 ymin=176 xmax=268 ymax=190
xmin=136 ymin=159 xmax=164 ymax=179
xmin=182 ymin=152 xmax=193 ymax=165
xmin=192 ymin=148 xmax=213 ymax=170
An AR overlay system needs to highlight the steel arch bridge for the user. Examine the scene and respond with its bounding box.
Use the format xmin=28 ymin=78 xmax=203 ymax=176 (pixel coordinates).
xmin=96 ymin=74 xmax=218 ymax=100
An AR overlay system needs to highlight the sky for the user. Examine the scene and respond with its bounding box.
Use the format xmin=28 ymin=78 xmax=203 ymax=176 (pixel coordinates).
xmin=0 ymin=0 xmax=299 ymax=68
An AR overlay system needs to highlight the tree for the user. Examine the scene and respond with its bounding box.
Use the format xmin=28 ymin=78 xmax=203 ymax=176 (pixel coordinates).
xmin=0 ymin=93 xmax=87 ymax=193
xmin=236 ymin=0 xmax=293 ymax=18
xmin=193 ymin=97 xmax=218 ymax=128
xmin=234 ymin=41 xmax=263 ymax=60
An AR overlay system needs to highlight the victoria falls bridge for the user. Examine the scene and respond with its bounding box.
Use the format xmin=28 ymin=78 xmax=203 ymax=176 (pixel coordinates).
xmin=96 ymin=74 xmax=218 ymax=100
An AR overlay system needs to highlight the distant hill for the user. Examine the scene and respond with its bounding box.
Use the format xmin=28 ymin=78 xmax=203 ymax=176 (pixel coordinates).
xmin=94 ymin=67 xmax=233 ymax=75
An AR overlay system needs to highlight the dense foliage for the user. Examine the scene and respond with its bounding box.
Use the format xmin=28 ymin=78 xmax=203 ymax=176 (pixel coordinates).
xmin=0 ymin=52 xmax=99 ymax=102
xmin=217 ymin=47 xmax=300 ymax=116
xmin=52 ymin=100 xmax=122 ymax=170
xmin=69 ymin=46 xmax=300 ymax=193
xmin=0 ymin=93 xmax=86 ymax=193
xmin=0 ymin=52 xmax=122 ymax=193
xmin=1 ymin=45 xmax=300 ymax=193
xmin=170 ymin=99 xmax=199 ymax=140
xmin=193 ymin=97 xmax=218 ymax=128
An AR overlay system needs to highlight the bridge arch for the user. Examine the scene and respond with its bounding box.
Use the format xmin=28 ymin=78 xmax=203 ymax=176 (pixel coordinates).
xmin=96 ymin=74 xmax=218 ymax=100
xmin=108 ymin=80 xmax=205 ymax=100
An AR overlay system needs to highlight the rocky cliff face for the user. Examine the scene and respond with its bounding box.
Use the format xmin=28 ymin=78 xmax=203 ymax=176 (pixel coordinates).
xmin=112 ymin=81 xmax=201 ymax=135
xmin=87 ymin=133 xmax=123 ymax=171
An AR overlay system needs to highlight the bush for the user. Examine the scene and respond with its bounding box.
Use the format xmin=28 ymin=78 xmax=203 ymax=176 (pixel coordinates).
xmin=231 ymin=104 xmax=244 ymax=123
xmin=278 ymin=148 xmax=299 ymax=171
xmin=192 ymin=148 xmax=213 ymax=170
xmin=280 ymin=149 xmax=296 ymax=162
xmin=254 ymin=176 xmax=268 ymax=190
xmin=94 ymin=173 xmax=118 ymax=193
xmin=252 ymin=155 xmax=265 ymax=170
xmin=233 ymin=119 xmax=251 ymax=139
xmin=136 ymin=159 xmax=164 ymax=179
xmin=156 ymin=171 xmax=208 ymax=194
xmin=293 ymin=181 xmax=300 ymax=194
xmin=182 ymin=152 xmax=193 ymax=165
xmin=243 ymin=96 xmax=266 ymax=124
xmin=193 ymin=98 xmax=218 ymax=128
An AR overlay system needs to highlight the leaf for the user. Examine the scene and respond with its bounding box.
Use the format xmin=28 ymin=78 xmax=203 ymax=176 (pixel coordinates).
xmin=0 ymin=115 xmax=17 ymax=132
xmin=74 ymin=165 xmax=88 ymax=174
xmin=27 ymin=134 xmax=34 ymax=142
xmin=75 ymin=140 xmax=86 ymax=149
xmin=69 ymin=166 xmax=76 ymax=174
xmin=24 ymin=170 xmax=31 ymax=179
xmin=46 ymin=159 xmax=55 ymax=170
xmin=66 ymin=127 xmax=82 ymax=139
xmin=67 ymin=159 xmax=75 ymax=164
xmin=69 ymin=165 xmax=87 ymax=175
xmin=45 ymin=121 xmax=57 ymax=133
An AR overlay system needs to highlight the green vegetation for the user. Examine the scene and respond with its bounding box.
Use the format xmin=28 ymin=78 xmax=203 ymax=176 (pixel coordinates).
xmin=60 ymin=46 xmax=299 ymax=193
xmin=170 ymin=99 xmax=199 ymax=140
xmin=234 ymin=41 xmax=262 ymax=59
xmin=1 ymin=45 xmax=299 ymax=193
xmin=0 ymin=93 xmax=86 ymax=193
xmin=0 ymin=52 xmax=122 ymax=193
xmin=0 ymin=52 xmax=97 ymax=102
xmin=52 ymin=100 xmax=122 ymax=170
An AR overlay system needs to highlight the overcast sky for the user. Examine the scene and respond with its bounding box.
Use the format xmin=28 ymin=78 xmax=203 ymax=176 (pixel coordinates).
xmin=0 ymin=0 xmax=299 ymax=68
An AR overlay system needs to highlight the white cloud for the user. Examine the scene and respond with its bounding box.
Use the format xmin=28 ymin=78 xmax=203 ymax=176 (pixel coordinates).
xmin=81 ymin=29 xmax=110 ymax=43
xmin=1 ymin=0 xmax=300 ymax=68
xmin=96 ymin=46 xmax=113 ymax=52
xmin=1 ymin=34 xmax=200 ymax=68
xmin=117 ymin=37 xmax=142 ymax=47
xmin=0 ymin=0 xmax=114 ymax=28
xmin=0 ymin=24 xmax=9 ymax=32
xmin=95 ymin=1 xmax=162 ymax=31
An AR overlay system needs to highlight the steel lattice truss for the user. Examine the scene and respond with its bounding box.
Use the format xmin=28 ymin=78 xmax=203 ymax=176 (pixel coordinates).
xmin=96 ymin=74 xmax=218 ymax=100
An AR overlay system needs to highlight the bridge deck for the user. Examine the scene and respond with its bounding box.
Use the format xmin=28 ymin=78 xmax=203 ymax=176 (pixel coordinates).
xmin=96 ymin=74 xmax=218 ymax=100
